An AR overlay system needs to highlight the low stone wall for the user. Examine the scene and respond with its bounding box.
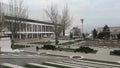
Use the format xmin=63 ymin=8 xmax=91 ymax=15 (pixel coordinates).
xmin=14 ymin=37 xmax=53 ymax=43
xmin=83 ymin=40 xmax=120 ymax=47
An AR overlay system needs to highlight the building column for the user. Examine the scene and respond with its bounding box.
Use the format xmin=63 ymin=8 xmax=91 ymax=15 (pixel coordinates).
xmin=41 ymin=34 xmax=43 ymax=38
xmin=21 ymin=24 xmax=23 ymax=32
xmin=115 ymin=34 xmax=117 ymax=39
xmin=25 ymin=34 xmax=27 ymax=39
xmin=19 ymin=34 xmax=21 ymax=39
xmin=31 ymin=34 xmax=33 ymax=38
xmin=48 ymin=26 xmax=50 ymax=32
xmin=37 ymin=33 xmax=39 ymax=38
xmin=41 ymin=25 xmax=43 ymax=32
xmin=26 ymin=24 xmax=27 ymax=32
xmin=45 ymin=25 xmax=46 ymax=32
xmin=37 ymin=25 xmax=38 ymax=32
xmin=19 ymin=23 xmax=21 ymax=32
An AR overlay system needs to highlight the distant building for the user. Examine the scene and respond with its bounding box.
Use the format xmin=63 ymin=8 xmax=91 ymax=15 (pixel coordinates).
xmin=70 ymin=27 xmax=81 ymax=39
xmin=97 ymin=27 xmax=120 ymax=39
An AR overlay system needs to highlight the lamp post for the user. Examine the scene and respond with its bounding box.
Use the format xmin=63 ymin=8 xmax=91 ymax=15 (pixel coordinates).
xmin=81 ymin=19 xmax=84 ymax=40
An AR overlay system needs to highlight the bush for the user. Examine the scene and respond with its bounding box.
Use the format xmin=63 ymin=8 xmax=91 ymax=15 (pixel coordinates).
xmin=74 ymin=46 xmax=97 ymax=53
xmin=74 ymin=39 xmax=82 ymax=42
xmin=30 ymin=41 xmax=51 ymax=45
xmin=41 ymin=45 xmax=56 ymax=50
xmin=61 ymin=41 xmax=74 ymax=45
xmin=110 ymin=50 xmax=120 ymax=56
xmin=12 ymin=45 xmax=30 ymax=49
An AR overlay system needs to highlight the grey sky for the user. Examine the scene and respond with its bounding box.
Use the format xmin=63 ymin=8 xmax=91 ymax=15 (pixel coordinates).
xmin=2 ymin=0 xmax=120 ymax=33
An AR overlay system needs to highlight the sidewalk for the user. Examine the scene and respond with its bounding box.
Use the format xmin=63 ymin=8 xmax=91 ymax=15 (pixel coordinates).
xmin=22 ymin=47 xmax=120 ymax=63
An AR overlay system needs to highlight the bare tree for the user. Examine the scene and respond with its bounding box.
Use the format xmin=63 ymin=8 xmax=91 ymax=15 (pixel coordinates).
xmin=44 ymin=4 xmax=72 ymax=44
xmin=8 ymin=0 xmax=28 ymax=45
xmin=61 ymin=6 xmax=72 ymax=36
xmin=44 ymin=5 xmax=60 ymax=45
xmin=0 ymin=2 xmax=6 ymax=36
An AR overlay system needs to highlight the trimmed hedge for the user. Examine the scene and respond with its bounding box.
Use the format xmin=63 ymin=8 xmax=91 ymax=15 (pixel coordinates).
xmin=74 ymin=39 xmax=82 ymax=42
xmin=74 ymin=46 xmax=97 ymax=53
xmin=61 ymin=41 xmax=74 ymax=45
xmin=12 ymin=45 xmax=30 ymax=49
xmin=110 ymin=50 xmax=120 ymax=56
xmin=41 ymin=45 xmax=56 ymax=50
xmin=30 ymin=41 xmax=51 ymax=45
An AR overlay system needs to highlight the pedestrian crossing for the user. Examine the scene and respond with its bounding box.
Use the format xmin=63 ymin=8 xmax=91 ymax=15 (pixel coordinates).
xmin=0 ymin=59 xmax=120 ymax=68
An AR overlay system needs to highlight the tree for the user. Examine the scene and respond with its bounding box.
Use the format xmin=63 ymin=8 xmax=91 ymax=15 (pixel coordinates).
xmin=117 ymin=33 xmax=120 ymax=40
xmin=44 ymin=4 xmax=72 ymax=44
xmin=103 ymin=25 xmax=110 ymax=39
xmin=8 ymin=0 xmax=28 ymax=46
xmin=103 ymin=25 xmax=110 ymax=32
xmin=0 ymin=15 xmax=5 ymax=36
xmin=60 ymin=6 xmax=72 ymax=36
xmin=92 ymin=29 xmax=97 ymax=39
xmin=70 ymin=32 xmax=73 ymax=39
xmin=0 ymin=2 xmax=6 ymax=36
xmin=44 ymin=5 xmax=60 ymax=45
xmin=97 ymin=32 xmax=104 ymax=39
xmin=97 ymin=25 xmax=110 ymax=40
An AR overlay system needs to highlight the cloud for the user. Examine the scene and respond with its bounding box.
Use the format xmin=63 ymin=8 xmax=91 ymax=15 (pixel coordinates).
xmin=2 ymin=0 xmax=120 ymax=33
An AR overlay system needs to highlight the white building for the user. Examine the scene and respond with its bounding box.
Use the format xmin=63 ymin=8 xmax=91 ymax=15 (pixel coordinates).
xmin=0 ymin=2 xmax=55 ymax=41
xmin=5 ymin=17 xmax=54 ymax=39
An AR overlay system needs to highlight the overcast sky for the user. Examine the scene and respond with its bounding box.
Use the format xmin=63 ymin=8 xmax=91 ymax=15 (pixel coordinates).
xmin=1 ymin=0 xmax=120 ymax=33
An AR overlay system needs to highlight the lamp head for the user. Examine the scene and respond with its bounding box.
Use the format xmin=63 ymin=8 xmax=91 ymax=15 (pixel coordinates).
xmin=81 ymin=19 xmax=84 ymax=23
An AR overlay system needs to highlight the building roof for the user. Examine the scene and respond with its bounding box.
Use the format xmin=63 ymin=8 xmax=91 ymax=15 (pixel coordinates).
xmin=4 ymin=16 xmax=61 ymax=26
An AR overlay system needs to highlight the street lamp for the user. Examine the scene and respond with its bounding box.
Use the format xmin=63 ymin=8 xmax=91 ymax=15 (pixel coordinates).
xmin=80 ymin=19 xmax=84 ymax=40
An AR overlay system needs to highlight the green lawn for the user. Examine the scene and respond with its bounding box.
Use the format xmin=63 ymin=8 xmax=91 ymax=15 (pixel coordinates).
xmin=0 ymin=65 xmax=12 ymax=68
xmin=60 ymin=40 xmax=82 ymax=45
xmin=60 ymin=41 xmax=74 ymax=45
xmin=24 ymin=64 xmax=44 ymax=68
xmin=42 ymin=63 xmax=71 ymax=68
xmin=57 ymin=48 xmax=75 ymax=52
xmin=12 ymin=45 xmax=30 ymax=49
xmin=30 ymin=41 xmax=52 ymax=45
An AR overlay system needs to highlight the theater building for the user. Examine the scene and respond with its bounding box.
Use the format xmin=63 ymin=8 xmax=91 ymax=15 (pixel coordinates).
xmin=4 ymin=16 xmax=55 ymax=40
xmin=0 ymin=2 xmax=56 ymax=41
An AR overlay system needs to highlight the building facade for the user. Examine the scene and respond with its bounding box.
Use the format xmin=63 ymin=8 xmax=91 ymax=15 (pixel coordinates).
xmin=70 ymin=27 xmax=81 ymax=39
xmin=4 ymin=19 xmax=54 ymax=40
xmin=0 ymin=2 xmax=55 ymax=40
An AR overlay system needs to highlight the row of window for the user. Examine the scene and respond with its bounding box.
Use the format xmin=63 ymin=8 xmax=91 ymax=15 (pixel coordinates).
xmin=6 ymin=22 xmax=54 ymax=32
xmin=8 ymin=33 xmax=53 ymax=39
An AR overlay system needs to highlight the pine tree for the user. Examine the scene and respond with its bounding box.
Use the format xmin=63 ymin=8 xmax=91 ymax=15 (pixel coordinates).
xmin=103 ymin=25 xmax=110 ymax=39
xmin=92 ymin=29 xmax=97 ymax=39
